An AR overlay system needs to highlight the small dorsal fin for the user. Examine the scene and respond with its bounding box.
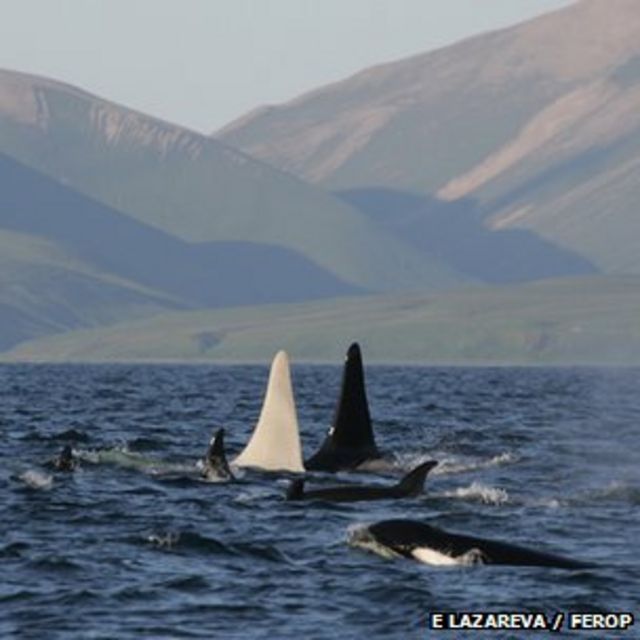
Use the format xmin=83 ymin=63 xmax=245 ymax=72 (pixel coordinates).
xmin=305 ymin=343 xmax=379 ymax=471
xmin=396 ymin=460 xmax=438 ymax=496
xmin=54 ymin=445 xmax=76 ymax=472
xmin=204 ymin=428 xmax=234 ymax=480
xmin=233 ymin=351 xmax=305 ymax=472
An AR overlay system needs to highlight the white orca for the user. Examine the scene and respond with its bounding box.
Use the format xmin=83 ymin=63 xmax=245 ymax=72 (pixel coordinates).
xmin=233 ymin=350 xmax=305 ymax=473
xmin=305 ymin=343 xmax=382 ymax=471
xmin=201 ymin=428 xmax=234 ymax=481
xmin=351 ymin=520 xmax=593 ymax=569
xmin=286 ymin=460 xmax=438 ymax=502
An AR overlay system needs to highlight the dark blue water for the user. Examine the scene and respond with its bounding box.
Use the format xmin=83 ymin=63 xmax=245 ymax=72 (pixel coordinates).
xmin=1 ymin=365 xmax=638 ymax=639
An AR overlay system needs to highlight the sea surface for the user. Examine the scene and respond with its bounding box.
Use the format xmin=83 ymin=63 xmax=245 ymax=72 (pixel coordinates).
xmin=1 ymin=364 xmax=638 ymax=639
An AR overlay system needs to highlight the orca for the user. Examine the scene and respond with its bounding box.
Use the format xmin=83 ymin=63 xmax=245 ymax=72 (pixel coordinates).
xmin=305 ymin=343 xmax=381 ymax=471
xmin=51 ymin=445 xmax=77 ymax=472
xmin=286 ymin=460 xmax=438 ymax=502
xmin=201 ymin=428 xmax=234 ymax=481
xmin=233 ymin=350 xmax=305 ymax=473
xmin=352 ymin=519 xmax=593 ymax=569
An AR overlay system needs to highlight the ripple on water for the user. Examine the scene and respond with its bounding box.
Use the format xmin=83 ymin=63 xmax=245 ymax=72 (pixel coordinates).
xmin=1 ymin=364 xmax=639 ymax=639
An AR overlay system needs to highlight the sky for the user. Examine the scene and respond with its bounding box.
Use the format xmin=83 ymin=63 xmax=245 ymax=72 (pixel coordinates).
xmin=0 ymin=0 xmax=574 ymax=133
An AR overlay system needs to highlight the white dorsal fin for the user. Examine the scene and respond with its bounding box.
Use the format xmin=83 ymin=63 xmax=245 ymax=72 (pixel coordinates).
xmin=233 ymin=350 xmax=305 ymax=472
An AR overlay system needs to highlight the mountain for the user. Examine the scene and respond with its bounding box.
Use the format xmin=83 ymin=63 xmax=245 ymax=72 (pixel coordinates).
xmin=0 ymin=68 xmax=463 ymax=293
xmin=0 ymin=226 xmax=174 ymax=350
xmin=0 ymin=152 xmax=370 ymax=349
xmin=5 ymin=276 xmax=640 ymax=365
xmin=218 ymin=0 xmax=640 ymax=276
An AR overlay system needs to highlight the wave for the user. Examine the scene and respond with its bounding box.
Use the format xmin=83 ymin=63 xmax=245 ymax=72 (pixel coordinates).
xmin=29 ymin=556 xmax=82 ymax=572
xmin=162 ymin=575 xmax=210 ymax=592
xmin=438 ymin=481 xmax=510 ymax=505
xmin=529 ymin=497 xmax=564 ymax=509
xmin=589 ymin=481 xmax=640 ymax=504
xmin=527 ymin=482 xmax=640 ymax=510
xmin=145 ymin=530 xmax=288 ymax=563
xmin=18 ymin=470 xmax=53 ymax=490
xmin=395 ymin=451 xmax=517 ymax=476
xmin=146 ymin=530 xmax=234 ymax=557
xmin=51 ymin=428 xmax=90 ymax=443
xmin=0 ymin=541 xmax=30 ymax=558
xmin=76 ymin=446 xmax=195 ymax=476
xmin=232 ymin=488 xmax=278 ymax=505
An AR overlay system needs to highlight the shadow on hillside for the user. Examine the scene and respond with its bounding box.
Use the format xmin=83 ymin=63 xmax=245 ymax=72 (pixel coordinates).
xmin=337 ymin=188 xmax=597 ymax=284
xmin=0 ymin=153 xmax=361 ymax=309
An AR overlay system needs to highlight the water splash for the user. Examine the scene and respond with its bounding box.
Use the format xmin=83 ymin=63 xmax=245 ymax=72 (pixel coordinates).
xmin=440 ymin=481 xmax=510 ymax=505
xmin=18 ymin=470 xmax=53 ymax=490
xmin=395 ymin=451 xmax=516 ymax=475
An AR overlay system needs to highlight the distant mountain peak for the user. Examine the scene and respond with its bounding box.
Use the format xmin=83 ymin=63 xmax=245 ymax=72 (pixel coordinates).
xmin=0 ymin=69 xmax=53 ymax=129
xmin=218 ymin=0 xmax=640 ymax=277
xmin=0 ymin=68 xmax=209 ymax=160
xmin=88 ymin=102 xmax=205 ymax=159
xmin=507 ymin=0 xmax=640 ymax=81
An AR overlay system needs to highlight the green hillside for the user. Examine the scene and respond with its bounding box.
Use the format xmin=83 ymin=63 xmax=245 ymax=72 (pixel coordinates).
xmin=0 ymin=69 xmax=463 ymax=293
xmin=0 ymin=229 xmax=177 ymax=349
xmin=5 ymin=276 xmax=640 ymax=365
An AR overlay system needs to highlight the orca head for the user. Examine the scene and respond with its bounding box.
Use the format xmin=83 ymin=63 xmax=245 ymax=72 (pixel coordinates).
xmin=202 ymin=428 xmax=234 ymax=481
xmin=305 ymin=342 xmax=380 ymax=471
xmin=366 ymin=519 xmax=441 ymax=558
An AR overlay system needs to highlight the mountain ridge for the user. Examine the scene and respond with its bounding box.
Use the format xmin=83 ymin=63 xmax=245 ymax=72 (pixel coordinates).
xmin=0 ymin=68 xmax=464 ymax=293
xmin=217 ymin=0 xmax=640 ymax=275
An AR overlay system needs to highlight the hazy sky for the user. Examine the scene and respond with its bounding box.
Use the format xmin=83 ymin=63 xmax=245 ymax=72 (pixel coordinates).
xmin=1 ymin=0 xmax=574 ymax=133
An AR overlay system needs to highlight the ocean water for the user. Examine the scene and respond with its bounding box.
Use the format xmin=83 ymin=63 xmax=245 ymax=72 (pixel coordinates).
xmin=1 ymin=364 xmax=638 ymax=639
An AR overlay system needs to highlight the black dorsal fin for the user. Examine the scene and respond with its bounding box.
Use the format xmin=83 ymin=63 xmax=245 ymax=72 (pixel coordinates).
xmin=305 ymin=343 xmax=380 ymax=471
xmin=396 ymin=460 xmax=438 ymax=496
xmin=204 ymin=428 xmax=234 ymax=480
xmin=54 ymin=444 xmax=76 ymax=472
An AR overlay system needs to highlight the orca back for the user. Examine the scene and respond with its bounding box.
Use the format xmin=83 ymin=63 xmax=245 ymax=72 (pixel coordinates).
xmin=367 ymin=520 xmax=593 ymax=569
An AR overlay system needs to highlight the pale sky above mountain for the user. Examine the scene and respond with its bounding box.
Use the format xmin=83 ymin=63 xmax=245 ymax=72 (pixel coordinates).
xmin=0 ymin=0 xmax=573 ymax=132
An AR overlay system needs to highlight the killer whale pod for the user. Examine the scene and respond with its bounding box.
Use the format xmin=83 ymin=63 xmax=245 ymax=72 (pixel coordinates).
xmin=233 ymin=350 xmax=305 ymax=473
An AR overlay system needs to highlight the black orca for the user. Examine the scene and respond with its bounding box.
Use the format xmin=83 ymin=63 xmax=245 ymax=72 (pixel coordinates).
xmin=353 ymin=519 xmax=593 ymax=569
xmin=201 ymin=428 xmax=234 ymax=481
xmin=305 ymin=343 xmax=381 ymax=471
xmin=286 ymin=460 xmax=438 ymax=502
xmin=52 ymin=445 xmax=77 ymax=472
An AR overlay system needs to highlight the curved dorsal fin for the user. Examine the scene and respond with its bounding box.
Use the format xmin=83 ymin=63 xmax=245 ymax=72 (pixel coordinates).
xmin=395 ymin=460 xmax=438 ymax=496
xmin=233 ymin=350 xmax=305 ymax=472
xmin=305 ymin=342 xmax=379 ymax=471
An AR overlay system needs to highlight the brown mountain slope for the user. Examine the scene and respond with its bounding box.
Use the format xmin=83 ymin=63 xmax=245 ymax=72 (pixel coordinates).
xmin=218 ymin=0 xmax=640 ymax=274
